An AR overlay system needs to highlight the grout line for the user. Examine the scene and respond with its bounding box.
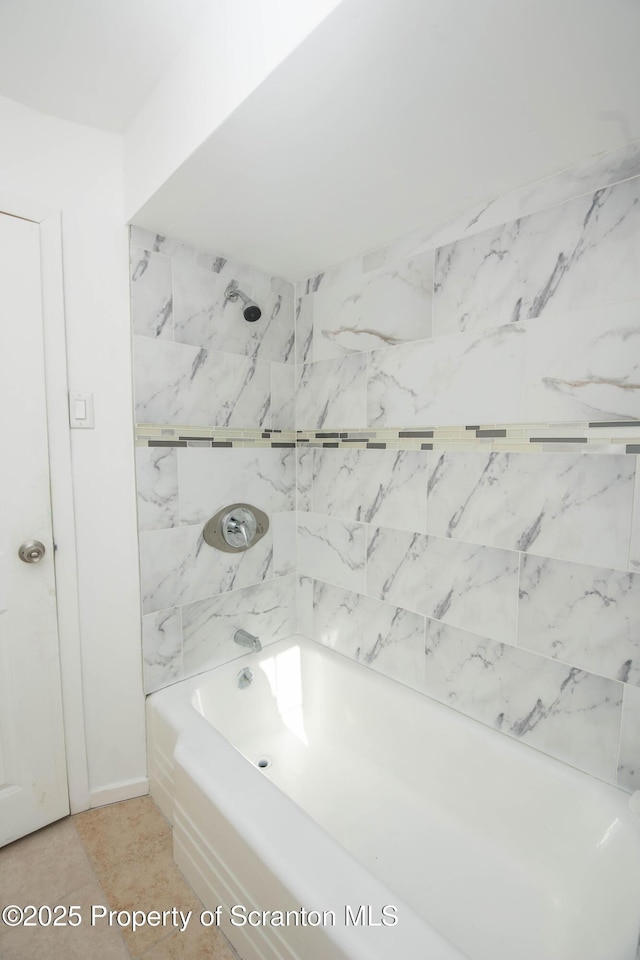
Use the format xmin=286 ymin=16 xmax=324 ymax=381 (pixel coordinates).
xmin=513 ymin=550 xmax=523 ymax=649
xmin=430 ymin=246 xmax=436 ymax=338
xmin=612 ymin=684 xmax=627 ymax=791
xmin=627 ymin=454 xmax=640 ymax=571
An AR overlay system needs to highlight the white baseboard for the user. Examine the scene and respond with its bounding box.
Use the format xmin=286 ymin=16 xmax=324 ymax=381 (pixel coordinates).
xmin=89 ymin=778 xmax=149 ymax=808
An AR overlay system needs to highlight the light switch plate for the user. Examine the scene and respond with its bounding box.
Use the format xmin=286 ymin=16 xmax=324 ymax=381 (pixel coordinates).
xmin=69 ymin=392 xmax=94 ymax=429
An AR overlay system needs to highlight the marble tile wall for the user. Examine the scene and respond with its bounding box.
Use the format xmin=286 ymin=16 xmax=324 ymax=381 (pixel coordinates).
xmin=297 ymin=297 xmax=640 ymax=429
xmin=131 ymin=230 xmax=296 ymax=692
xmin=426 ymin=451 xmax=634 ymax=569
xmin=433 ymin=177 xmax=640 ymax=335
xmin=295 ymin=142 xmax=640 ymax=791
xmin=297 ymin=443 xmax=639 ymax=788
xmin=131 ymin=226 xmax=295 ymax=430
xmin=136 ymin=444 xmax=296 ymax=691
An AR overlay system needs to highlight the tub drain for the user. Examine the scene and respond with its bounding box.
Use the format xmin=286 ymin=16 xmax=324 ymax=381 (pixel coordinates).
xmin=256 ymin=757 xmax=271 ymax=770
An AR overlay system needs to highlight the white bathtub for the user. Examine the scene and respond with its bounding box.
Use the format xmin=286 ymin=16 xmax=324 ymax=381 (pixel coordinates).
xmin=147 ymin=634 xmax=640 ymax=960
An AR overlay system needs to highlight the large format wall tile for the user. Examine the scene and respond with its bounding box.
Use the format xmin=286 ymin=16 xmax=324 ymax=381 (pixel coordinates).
xmin=173 ymin=259 xmax=294 ymax=364
xmin=296 ymin=354 xmax=367 ymax=429
xmin=518 ymin=555 xmax=640 ymax=686
xmin=131 ymin=225 xmax=293 ymax=300
xmin=617 ymin=684 xmax=640 ymax=792
xmin=295 ymin=294 xmax=314 ymax=365
xmin=297 ymin=512 xmax=366 ymax=593
xmin=296 ymin=446 xmax=313 ymax=512
xmin=140 ymin=523 xmax=273 ymax=613
xmin=313 ymin=580 xmax=425 ymax=690
xmin=176 ymin=447 xmax=295 ymax=525
xmin=302 ymin=255 xmax=362 ymax=296
xmin=367 ymin=324 xmax=525 ymax=426
xmin=312 ymin=254 xmax=433 ymax=362
xmin=433 ymin=176 xmax=640 ymax=336
xmin=272 ymin=511 xmax=297 ymax=577
xmin=523 ymin=301 xmax=640 ymax=422
xmin=423 ymin=619 xmax=622 ymax=782
xmin=271 ymin=362 xmax=296 ymax=429
xmin=135 ymin=447 xmax=179 ymax=532
xmin=134 ymin=336 xmax=271 ymax=428
xmin=142 ymin=607 xmax=183 ymax=693
xmin=130 ymin=248 xmax=173 ymax=340
xmin=297 ymin=575 xmax=314 ymax=639
xmin=426 ymin=451 xmax=635 ymax=569
xmin=312 ymin=448 xmax=428 ymax=531
xmin=366 ymin=526 xmax=518 ymax=642
xmin=181 ymin=576 xmax=296 ymax=677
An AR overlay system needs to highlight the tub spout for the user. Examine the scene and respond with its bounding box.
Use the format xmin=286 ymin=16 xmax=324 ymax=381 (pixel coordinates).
xmin=234 ymin=628 xmax=262 ymax=652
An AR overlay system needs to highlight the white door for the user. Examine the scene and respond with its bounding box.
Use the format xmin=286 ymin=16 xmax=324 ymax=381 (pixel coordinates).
xmin=0 ymin=211 xmax=69 ymax=845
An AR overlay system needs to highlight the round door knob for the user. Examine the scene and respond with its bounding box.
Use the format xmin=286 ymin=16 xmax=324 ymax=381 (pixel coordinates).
xmin=18 ymin=540 xmax=46 ymax=563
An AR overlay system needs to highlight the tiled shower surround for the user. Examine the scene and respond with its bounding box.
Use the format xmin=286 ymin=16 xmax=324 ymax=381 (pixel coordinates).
xmin=131 ymin=141 xmax=640 ymax=797
xmin=131 ymin=228 xmax=297 ymax=693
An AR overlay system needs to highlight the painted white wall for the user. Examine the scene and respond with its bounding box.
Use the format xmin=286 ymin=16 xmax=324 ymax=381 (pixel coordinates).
xmin=124 ymin=0 xmax=343 ymax=220
xmin=0 ymin=94 xmax=146 ymax=803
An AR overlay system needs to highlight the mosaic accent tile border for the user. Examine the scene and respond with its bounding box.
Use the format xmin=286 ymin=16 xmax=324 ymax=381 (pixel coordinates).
xmin=135 ymin=424 xmax=296 ymax=448
xmin=135 ymin=421 xmax=640 ymax=453
xmin=297 ymin=421 xmax=640 ymax=453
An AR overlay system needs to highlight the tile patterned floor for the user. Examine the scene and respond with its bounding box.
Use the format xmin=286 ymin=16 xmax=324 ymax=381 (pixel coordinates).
xmin=0 ymin=796 xmax=240 ymax=959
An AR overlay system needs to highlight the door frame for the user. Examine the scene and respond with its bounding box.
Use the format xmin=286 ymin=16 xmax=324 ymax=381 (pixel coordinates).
xmin=0 ymin=189 xmax=90 ymax=813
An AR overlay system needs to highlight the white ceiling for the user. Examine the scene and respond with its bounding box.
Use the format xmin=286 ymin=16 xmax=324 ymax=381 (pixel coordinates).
xmin=1 ymin=0 xmax=640 ymax=278
xmin=0 ymin=0 xmax=209 ymax=131
xmin=130 ymin=0 xmax=640 ymax=279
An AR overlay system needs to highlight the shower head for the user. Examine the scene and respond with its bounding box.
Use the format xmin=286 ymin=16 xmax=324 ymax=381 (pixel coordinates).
xmin=224 ymin=284 xmax=262 ymax=322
